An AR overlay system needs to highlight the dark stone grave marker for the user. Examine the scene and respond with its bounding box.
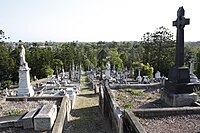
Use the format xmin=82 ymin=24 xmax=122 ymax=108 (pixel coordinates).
xmin=161 ymin=7 xmax=199 ymax=106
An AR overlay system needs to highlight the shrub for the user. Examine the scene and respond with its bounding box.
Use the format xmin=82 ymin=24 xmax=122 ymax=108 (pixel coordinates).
xmin=126 ymin=89 xmax=144 ymax=96
xmin=121 ymin=102 xmax=134 ymax=109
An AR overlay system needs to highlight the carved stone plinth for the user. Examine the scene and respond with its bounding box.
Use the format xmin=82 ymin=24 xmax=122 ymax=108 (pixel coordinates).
xmin=165 ymin=80 xmax=199 ymax=94
xmin=17 ymin=66 xmax=34 ymax=97
xmin=168 ymin=66 xmax=190 ymax=84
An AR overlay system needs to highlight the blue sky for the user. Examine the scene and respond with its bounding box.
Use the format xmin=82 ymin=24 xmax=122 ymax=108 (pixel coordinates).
xmin=0 ymin=0 xmax=200 ymax=42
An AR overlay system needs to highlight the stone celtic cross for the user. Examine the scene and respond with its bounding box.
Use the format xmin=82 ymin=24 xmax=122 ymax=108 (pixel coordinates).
xmin=173 ymin=6 xmax=190 ymax=67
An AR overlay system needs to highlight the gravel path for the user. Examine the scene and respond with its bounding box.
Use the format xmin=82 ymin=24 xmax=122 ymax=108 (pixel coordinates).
xmin=63 ymin=77 xmax=113 ymax=133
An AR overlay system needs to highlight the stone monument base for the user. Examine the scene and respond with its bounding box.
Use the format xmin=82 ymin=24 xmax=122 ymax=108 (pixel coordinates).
xmin=190 ymin=74 xmax=199 ymax=83
xmin=161 ymin=89 xmax=198 ymax=107
xmin=17 ymin=86 xmax=34 ymax=97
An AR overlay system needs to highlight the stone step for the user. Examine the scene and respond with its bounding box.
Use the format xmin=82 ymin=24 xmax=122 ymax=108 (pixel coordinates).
xmin=34 ymin=103 xmax=57 ymax=131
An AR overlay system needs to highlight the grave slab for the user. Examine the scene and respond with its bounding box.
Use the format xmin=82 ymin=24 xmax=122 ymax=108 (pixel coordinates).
xmin=22 ymin=108 xmax=39 ymax=129
xmin=34 ymin=104 xmax=57 ymax=131
xmin=0 ymin=115 xmax=23 ymax=128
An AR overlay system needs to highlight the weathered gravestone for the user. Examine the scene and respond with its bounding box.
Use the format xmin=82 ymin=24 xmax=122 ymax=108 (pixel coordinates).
xmin=136 ymin=63 xmax=142 ymax=83
xmin=155 ymin=71 xmax=161 ymax=80
xmin=189 ymin=58 xmax=199 ymax=83
xmin=105 ymin=57 xmax=111 ymax=79
xmin=161 ymin=7 xmax=199 ymax=106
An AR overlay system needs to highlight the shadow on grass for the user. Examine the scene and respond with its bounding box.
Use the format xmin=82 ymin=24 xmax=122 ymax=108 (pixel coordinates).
xmin=81 ymin=87 xmax=93 ymax=91
xmin=64 ymin=106 xmax=113 ymax=133
xmin=138 ymin=99 xmax=167 ymax=108
xmin=78 ymin=93 xmax=98 ymax=98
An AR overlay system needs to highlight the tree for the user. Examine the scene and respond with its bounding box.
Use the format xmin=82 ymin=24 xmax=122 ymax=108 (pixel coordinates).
xmin=141 ymin=26 xmax=175 ymax=76
xmin=97 ymin=49 xmax=107 ymax=68
xmin=120 ymin=52 xmax=129 ymax=68
xmin=97 ymin=49 xmax=107 ymax=80
xmin=133 ymin=62 xmax=154 ymax=78
xmin=84 ymin=59 xmax=91 ymax=70
xmin=41 ymin=65 xmax=54 ymax=77
xmin=108 ymin=48 xmax=123 ymax=70
xmin=0 ymin=44 xmax=15 ymax=81
xmin=52 ymin=59 xmax=63 ymax=78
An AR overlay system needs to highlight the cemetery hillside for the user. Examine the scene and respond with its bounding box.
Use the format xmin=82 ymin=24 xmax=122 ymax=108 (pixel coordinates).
xmin=1 ymin=6 xmax=200 ymax=133
xmin=1 ymin=26 xmax=200 ymax=85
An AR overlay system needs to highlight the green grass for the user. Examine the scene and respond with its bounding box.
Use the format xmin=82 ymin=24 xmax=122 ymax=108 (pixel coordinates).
xmin=3 ymin=109 xmax=25 ymax=116
xmin=116 ymin=94 xmax=124 ymax=100
xmin=195 ymin=89 xmax=200 ymax=96
xmin=121 ymin=102 xmax=134 ymax=109
xmin=126 ymin=89 xmax=144 ymax=96
xmin=147 ymin=95 xmax=157 ymax=100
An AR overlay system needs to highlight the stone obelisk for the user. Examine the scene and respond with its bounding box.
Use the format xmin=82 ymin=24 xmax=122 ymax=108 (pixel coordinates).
xmin=17 ymin=45 xmax=34 ymax=96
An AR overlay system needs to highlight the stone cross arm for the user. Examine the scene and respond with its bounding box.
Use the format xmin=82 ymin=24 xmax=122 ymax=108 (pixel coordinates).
xmin=173 ymin=18 xmax=190 ymax=28
xmin=173 ymin=7 xmax=190 ymax=28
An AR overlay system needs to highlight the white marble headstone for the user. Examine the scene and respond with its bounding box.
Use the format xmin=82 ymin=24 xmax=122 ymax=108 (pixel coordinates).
xmin=17 ymin=45 xmax=34 ymax=96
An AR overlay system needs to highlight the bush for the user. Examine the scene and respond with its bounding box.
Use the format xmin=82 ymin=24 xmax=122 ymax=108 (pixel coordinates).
xmin=133 ymin=62 xmax=154 ymax=78
xmin=1 ymin=80 xmax=13 ymax=89
xmin=121 ymin=102 xmax=134 ymax=109
xmin=126 ymin=89 xmax=144 ymax=96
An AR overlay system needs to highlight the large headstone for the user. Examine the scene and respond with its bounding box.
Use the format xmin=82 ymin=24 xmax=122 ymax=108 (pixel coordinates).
xmin=17 ymin=45 xmax=34 ymax=96
xmin=161 ymin=7 xmax=199 ymax=106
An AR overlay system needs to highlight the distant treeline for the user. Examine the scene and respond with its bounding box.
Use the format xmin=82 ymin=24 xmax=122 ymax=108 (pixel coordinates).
xmin=1 ymin=26 xmax=200 ymax=84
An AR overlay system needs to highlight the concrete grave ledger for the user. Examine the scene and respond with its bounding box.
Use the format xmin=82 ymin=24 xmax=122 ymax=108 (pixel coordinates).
xmin=34 ymin=104 xmax=57 ymax=131
xmin=22 ymin=108 xmax=39 ymax=129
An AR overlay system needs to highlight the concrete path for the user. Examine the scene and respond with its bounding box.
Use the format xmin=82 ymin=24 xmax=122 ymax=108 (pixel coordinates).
xmin=63 ymin=77 xmax=113 ymax=133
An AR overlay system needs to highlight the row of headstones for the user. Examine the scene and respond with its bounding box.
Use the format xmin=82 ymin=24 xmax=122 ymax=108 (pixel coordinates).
xmin=104 ymin=57 xmax=199 ymax=84
xmin=69 ymin=64 xmax=82 ymax=82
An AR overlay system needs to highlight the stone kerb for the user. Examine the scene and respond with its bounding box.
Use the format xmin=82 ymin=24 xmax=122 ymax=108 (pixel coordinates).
xmin=103 ymin=80 xmax=123 ymax=133
xmin=34 ymin=103 xmax=57 ymax=131
xmin=122 ymin=107 xmax=200 ymax=133
xmin=132 ymin=107 xmax=200 ymax=118
xmin=52 ymin=96 xmax=71 ymax=133
xmin=109 ymin=83 xmax=162 ymax=90
xmin=123 ymin=109 xmax=146 ymax=133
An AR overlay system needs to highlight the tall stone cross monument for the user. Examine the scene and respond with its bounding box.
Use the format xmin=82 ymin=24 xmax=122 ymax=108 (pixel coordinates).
xmin=17 ymin=45 xmax=34 ymax=96
xmin=173 ymin=7 xmax=190 ymax=67
xmin=168 ymin=6 xmax=190 ymax=84
xmin=161 ymin=7 xmax=199 ymax=107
